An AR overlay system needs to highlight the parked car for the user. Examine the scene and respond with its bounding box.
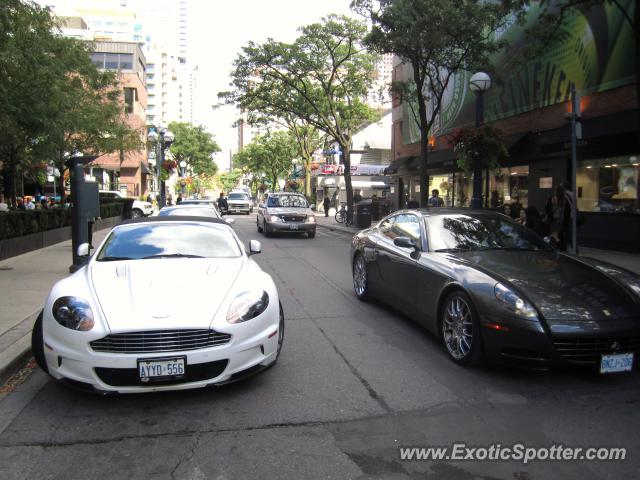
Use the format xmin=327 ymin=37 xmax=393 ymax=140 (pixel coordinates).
xmin=227 ymin=191 xmax=253 ymax=214
xmin=351 ymin=209 xmax=640 ymax=372
xmin=179 ymin=198 xmax=222 ymax=215
xmin=257 ymin=192 xmax=316 ymax=238
xmin=158 ymin=204 xmax=235 ymax=226
xmin=99 ymin=190 xmax=152 ymax=218
xmin=31 ymin=216 xmax=284 ymax=393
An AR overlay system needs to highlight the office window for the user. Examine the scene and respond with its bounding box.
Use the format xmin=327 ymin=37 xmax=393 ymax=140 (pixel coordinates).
xmin=124 ymin=88 xmax=137 ymax=114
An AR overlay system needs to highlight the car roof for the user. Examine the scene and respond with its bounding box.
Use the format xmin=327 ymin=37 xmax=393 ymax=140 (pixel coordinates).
xmin=392 ymin=208 xmax=505 ymax=218
xmin=163 ymin=204 xmax=216 ymax=209
xmin=120 ymin=216 xmax=229 ymax=226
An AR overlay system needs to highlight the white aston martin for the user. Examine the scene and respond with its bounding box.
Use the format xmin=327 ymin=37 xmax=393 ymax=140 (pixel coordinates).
xmin=31 ymin=216 xmax=284 ymax=393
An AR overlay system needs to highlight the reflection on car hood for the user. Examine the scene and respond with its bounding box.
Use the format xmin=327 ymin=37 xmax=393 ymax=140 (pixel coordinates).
xmin=90 ymin=258 xmax=243 ymax=331
xmin=455 ymin=250 xmax=639 ymax=322
xmin=268 ymin=207 xmax=310 ymax=216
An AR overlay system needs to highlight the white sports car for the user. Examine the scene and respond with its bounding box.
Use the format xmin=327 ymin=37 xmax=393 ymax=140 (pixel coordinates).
xmin=31 ymin=216 xmax=284 ymax=394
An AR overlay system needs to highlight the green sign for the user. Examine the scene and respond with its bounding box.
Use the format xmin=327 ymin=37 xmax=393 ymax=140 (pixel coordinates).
xmin=403 ymin=0 xmax=636 ymax=144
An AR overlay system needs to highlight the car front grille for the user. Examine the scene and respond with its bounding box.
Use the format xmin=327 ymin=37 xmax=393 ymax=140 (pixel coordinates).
xmin=90 ymin=329 xmax=231 ymax=354
xmin=229 ymin=203 xmax=247 ymax=208
xmin=553 ymin=335 xmax=640 ymax=364
xmin=95 ymin=359 xmax=229 ymax=387
xmin=282 ymin=215 xmax=305 ymax=222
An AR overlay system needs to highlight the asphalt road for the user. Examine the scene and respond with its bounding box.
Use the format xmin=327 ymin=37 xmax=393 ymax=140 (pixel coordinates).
xmin=0 ymin=215 xmax=638 ymax=480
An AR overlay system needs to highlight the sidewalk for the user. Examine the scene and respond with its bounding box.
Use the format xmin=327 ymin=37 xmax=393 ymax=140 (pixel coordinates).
xmin=315 ymin=215 xmax=640 ymax=274
xmin=0 ymin=229 xmax=109 ymax=384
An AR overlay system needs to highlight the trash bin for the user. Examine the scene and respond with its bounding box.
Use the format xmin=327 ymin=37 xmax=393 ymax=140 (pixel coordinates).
xmin=355 ymin=200 xmax=372 ymax=229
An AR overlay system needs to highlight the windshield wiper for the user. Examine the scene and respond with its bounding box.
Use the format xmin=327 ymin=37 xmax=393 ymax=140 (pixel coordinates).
xmin=142 ymin=253 xmax=204 ymax=259
xmin=98 ymin=256 xmax=134 ymax=262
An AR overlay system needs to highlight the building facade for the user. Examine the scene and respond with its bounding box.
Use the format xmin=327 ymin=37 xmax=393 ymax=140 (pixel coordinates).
xmin=388 ymin=2 xmax=638 ymax=251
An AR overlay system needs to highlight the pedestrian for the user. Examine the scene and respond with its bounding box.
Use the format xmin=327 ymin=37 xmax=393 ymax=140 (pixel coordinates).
xmin=25 ymin=197 xmax=35 ymax=210
xmin=167 ymin=193 xmax=173 ymax=206
xmin=40 ymin=198 xmax=49 ymax=209
xmin=502 ymin=203 xmax=512 ymax=217
xmin=16 ymin=197 xmax=26 ymax=210
xmin=323 ymin=195 xmax=330 ymax=217
xmin=515 ymin=208 xmax=526 ymax=225
xmin=146 ymin=193 xmax=153 ymax=203
xmin=544 ymin=184 xmax=571 ymax=251
xmin=510 ymin=195 xmax=523 ymax=219
xmin=217 ymin=191 xmax=228 ymax=214
xmin=524 ymin=205 xmax=546 ymax=236
xmin=48 ymin=198 xmax=57 ymax=208
xmin=176 ymin=193 xmax=183 ymax=204
xmin=427 ymin=189 xmax=444 ymax=207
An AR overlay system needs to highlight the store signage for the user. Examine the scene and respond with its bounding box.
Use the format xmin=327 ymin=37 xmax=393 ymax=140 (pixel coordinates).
xmin=539 ymin=177 xmax=553 ymax=189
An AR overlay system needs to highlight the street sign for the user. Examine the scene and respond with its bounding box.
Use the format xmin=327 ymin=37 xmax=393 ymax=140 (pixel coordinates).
xmin=322 ymin=149 xmax=341 ymax=155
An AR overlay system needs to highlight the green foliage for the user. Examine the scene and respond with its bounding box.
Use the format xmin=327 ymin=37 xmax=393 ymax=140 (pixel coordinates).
xmin=0 ymin=0 xmax=142 ymax=201
xmin=353 ymin=0 xmax=523 ymax=206
xmin=168 ymin=122 xmax=221 ymax=177
xmin=233 ymin=131 xmax=298 ymax=190
xmin=216 ymin=169 xmax=244 ymax=194
xmin=449 ymin=125 xmax=510 ymax=172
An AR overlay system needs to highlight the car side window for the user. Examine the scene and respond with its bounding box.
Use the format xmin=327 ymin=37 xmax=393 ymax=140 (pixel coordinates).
xmin=379 ymin=216 xmax=396 ymax=234
xmin=391 ymin=214 xmax=422 ymax=243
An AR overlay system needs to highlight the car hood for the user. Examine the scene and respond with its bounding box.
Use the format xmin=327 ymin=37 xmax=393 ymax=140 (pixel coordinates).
xmin=90 ymin=258 xmax=243 ymax=331
xmin=268 ymin=207 xmax=310 ymax=216
xmin=454 ymin=250 xmax=639 ymax=322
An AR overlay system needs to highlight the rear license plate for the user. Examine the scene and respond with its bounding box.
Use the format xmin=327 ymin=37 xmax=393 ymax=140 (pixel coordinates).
xmin=289 ymin=224 xmax=299 ymax=230
xmin=600 ymin=353 xmax=633 ymax=374
xmin=138 ymin=357 xmax=186 ymax=382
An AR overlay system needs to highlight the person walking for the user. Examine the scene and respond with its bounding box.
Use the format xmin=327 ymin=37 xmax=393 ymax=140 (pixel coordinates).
xmin=427 ymin=189 xmax=444 ymax=207
xmin=323 ymin=196 xmax=330 ymax=217
xmin=217 ymin=191 xmax=228 ymax=214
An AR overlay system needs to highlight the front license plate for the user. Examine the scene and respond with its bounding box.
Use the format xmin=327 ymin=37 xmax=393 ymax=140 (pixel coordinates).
xmin=600 ymin=353 xmax=633 ymax=374
xmin=289 ymin=224 xmax=299 ymax=230
xmin=138 ymin=357 xmax=186 ymax=382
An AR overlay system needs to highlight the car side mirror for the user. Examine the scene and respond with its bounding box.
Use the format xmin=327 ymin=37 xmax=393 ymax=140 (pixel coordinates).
xmin=248 ymin=240 xmax=262 ymax=256
xmin=393 ymin=236 xmax=417 ymax=250
xmin=225 ymin=218 xmax=235 ymax=225
xmin=77 ymin=243 xmax=90 ymax=257
xmin=310 ymin=204 xmax=316 ymax=211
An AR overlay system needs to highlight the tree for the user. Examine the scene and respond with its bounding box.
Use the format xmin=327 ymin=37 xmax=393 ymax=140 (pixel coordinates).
xmin=220 ymin=15 xmax=378 ymax=220
xmin=353 ymin=0 xmax=521 ymax=207
xmin=168 ymin=122 xmax=221 ymax=177
xmin=233 ymin=131 xmax=297 ymax=191
xmin=216 ymin=169 xmax=243 ymax=194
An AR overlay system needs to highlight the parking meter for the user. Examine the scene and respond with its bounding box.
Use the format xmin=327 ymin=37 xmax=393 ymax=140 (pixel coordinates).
xmin=68 ymin=156 xmax=99 ymax=273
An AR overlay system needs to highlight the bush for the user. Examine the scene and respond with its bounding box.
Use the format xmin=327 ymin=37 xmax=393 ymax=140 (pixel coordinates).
xmin=0 ymin=202 xmax=124 ymax=241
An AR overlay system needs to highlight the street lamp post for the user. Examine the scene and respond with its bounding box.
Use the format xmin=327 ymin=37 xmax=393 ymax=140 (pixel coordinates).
xmin=147 ymin=127 xmax=174 ymax=209
xmin=469 ymin=72 xmax=491 ymax=209
xmin=179 ymin=160 xmax=187 ymax=195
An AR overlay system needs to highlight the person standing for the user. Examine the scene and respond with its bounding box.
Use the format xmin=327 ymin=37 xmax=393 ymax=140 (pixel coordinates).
xmin=167 ymin=193 xmax=173 ymax=206
xmin=323 ymin=196 xmax=330 ymax=217
xmin=217 ymin=191 xmax=228 ymax=214
xmin=545 ymin=184 xmax=571 ymax=250
xmin=427 ymin=189 xmax=444 ymax=207
xmin=25 ymin=197 xmax=35 ymax=210
xmin=510 ymin=196 xmax=523 ymax=219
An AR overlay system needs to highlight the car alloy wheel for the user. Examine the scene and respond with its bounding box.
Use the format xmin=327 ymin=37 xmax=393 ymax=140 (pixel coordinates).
xmin=353 ymin=254 xmax=369 ymax=300
xmin=131 ymin=208 xmax=143 ymax=219
xmin=441 ymin=291 xmax=483 ymax=365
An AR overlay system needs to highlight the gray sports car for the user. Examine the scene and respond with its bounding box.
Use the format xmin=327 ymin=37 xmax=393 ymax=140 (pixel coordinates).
xmin=351 ymin=209 xmax=640 ymax=372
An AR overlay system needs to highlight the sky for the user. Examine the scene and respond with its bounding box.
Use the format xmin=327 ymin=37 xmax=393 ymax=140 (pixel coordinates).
xmin=187 ymin=0 xmax=357 ymax=169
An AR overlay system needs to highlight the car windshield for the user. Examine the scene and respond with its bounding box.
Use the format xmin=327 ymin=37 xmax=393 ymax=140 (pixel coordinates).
xmin=267 ymin=195 xmax=308 ymax=208
xmin=158 ymin=207 xmax=220 ymax=218
xmin=96 ymin=223 xmax=241 ymax=261
xmin=427 ymin=214 xmax=550 ymax=252
xmin=228 ymin=193 xmax=249 ymax=200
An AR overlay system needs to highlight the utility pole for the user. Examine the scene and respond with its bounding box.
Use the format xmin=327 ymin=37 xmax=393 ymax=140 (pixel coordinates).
xmin=569 ymin=87 xmax=581 ymax=255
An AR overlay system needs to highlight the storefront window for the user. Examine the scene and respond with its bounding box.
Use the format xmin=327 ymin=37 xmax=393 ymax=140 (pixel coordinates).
xmin=577 ymin=155 xmax=639 ymax=214
xmin=488 ymin=166 xmax=529 ymax=209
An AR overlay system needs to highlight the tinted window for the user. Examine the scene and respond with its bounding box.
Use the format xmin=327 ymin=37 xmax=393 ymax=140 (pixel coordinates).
xmin=267 ymin=195 xmax=308 ymax=208
xmin=158 ymin=207 xmax=220 ymax=218
xmin=427 ymin=214 xmax=549 ymax=252
xmin=97 ymin=223 xmax=241 ymax=260
xmin=228 ymin=193 xmax=249 ymax=200
xmin=382 ymin=214 xmax=421 ymax=242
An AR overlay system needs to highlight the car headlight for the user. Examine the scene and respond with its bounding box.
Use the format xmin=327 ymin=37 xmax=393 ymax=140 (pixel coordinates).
xmin=227 ymin=289 xmax=269 ymax=324
xmin=306 ymin=215 xmax=316 ymax=223
xmin=494 ymin=283 xmax=538 ymax=320
xmin=52 ymin=296 xmax=95 ymax=331
xmin=267 ymin=214 xmax=283 ymax=222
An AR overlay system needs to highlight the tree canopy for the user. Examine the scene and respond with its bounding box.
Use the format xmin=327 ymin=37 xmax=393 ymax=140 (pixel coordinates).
xmin=168 ymin=122 xmax=221 ymax=177
xmin=220 ymin=14 xmax=378 ymax=218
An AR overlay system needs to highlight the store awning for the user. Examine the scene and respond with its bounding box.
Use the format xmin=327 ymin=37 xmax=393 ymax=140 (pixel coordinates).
xmin=385 ymin=156 xmax=418 ymax=175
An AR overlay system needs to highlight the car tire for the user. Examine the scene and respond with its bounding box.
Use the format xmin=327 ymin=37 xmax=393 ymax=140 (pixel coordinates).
xmin=264 ymin=222 xmax=272 ymax=237
xmin=257 ymin=217 xmax=263 ymax=233
xmin=131 ymin=208 xmax=143 ymax=219
xmin=31 ymin=311 xmax=49 ymax=374
xmin=352 ymin=253 xmax=370 ymax=301
xmin=308 ymin=230 xmax=316 ymax=239
xmin=439 ymin=290 xmax=483 ymax=366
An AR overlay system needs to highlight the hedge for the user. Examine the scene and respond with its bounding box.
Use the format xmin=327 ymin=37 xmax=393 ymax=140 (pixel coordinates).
xmin=0 ymin=201 xmax=127 ymax=241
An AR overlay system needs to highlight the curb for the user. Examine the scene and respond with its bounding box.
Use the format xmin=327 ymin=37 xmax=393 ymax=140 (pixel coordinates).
xmin=0 ymin=311 xmax=38 ymax=386
xmin=316 ymin=222 xmax=359 ymax=236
